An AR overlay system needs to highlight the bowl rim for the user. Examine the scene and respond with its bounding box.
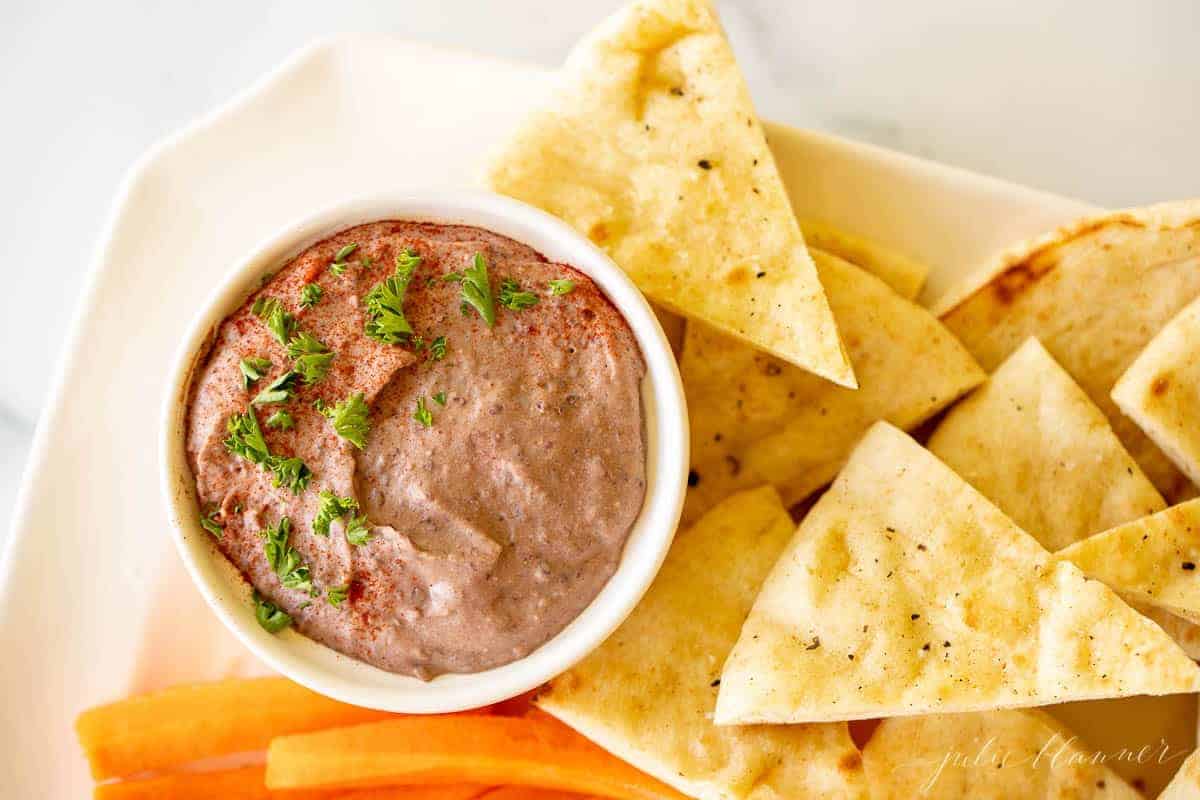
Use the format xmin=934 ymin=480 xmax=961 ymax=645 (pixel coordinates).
xmin=159 ymin=189 xmax=688 ymax=713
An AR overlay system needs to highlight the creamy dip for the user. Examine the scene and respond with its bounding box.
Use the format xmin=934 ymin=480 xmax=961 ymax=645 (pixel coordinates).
xmin=185 ymin=222 xmax=646 ymax=678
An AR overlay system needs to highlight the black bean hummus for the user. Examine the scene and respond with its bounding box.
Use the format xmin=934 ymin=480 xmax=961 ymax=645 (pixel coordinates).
xmin=185 ymin=222 xmax=647 ymax=678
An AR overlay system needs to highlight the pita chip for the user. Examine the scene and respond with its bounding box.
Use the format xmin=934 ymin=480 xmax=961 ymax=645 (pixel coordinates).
xmin=1113 ymin=295 xmax=1200 ymax=488
xmin=488 ymin=0 xmax=855 ymax=387
xmin=715 ymin=422 xmax=1200 ymax=725
xmin=681 ymin=250 xmax=982 ymax=523
xmin=799 ymin=220 xmax=928 ymax=300
xmin=927 ymin=337 xmax=1166 ymax=551
xmin=538 ymin=486 xmax=868 ymax=800
xmin=1161 ymin=748 xmax=1200 ymax=800
xmin=1056 ymin=499 xmax=1200 ymax=626
xmin=939 ymin=200 xmax=1200 ymax=499
xmin=862 ymin=709 xmax=1141 ymax=799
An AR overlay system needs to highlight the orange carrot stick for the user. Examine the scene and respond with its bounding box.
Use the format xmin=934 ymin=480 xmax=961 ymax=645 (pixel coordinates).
xmin=92 ymin=764 xmax=337 ymax=800
xmin=265 ymin=715 xmax=688 ymax=800
xmin=476 ymin=789 xmax=595 ymax=800
xmin=76 ymin=677 xmax=396 ymax=780
xmin=334 ymin=787 xmax=492 ymax=800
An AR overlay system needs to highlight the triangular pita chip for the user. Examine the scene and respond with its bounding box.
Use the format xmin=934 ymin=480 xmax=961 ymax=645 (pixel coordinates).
xmin=862 ymin=709 xmax=1141 ymax=799
xmin=938 ymin=200 xmax=1200 ymax=499
xmin=799 ymin=220 xmax=928 ymax=300
xmin=1056 ymin=499 xmax=1200 ymax=626
xmin=488 ymin=0 xmax=855 ymax=387
xmin=715 ymin=422 xmax=1200 ymax=725
xmin=927 ymin=337 xmax=1165 ymax=551
xmin=681 ymin=250 xmax=982 ymax=523
xmin=1136 ymin=602 xmax=1200 ymax=660
xmin=1113 ymin=295 xmax=1200 ymax=487
xmin=1162 ymin=748 xmax=1200 ymax=799
xmin=539 ymin=487 xmax=868 ymax=800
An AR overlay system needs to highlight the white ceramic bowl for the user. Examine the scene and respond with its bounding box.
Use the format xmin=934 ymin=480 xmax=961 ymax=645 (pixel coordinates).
xmin=160 ymin=190 xmax=688 ymax=713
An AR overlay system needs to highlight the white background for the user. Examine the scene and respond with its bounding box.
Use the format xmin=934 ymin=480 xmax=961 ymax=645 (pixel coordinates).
xmin=1 ymin=0 xmax=1198 ymax=545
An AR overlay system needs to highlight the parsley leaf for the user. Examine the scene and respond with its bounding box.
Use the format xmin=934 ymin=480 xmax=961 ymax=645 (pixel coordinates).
xmin=433 ymin=391 xmax=447 ymax=406
xmin=548 ymin=278 xmax=576 ymax=296
xmin=252 ymin=370 xmax=299 ymax=406
xmin=327 ymin=584 xmax=350 ymax=608
xmin=443 ymin=271 xmax=463 ymax=283
xmin=334 ymin=243 xmax=359 ymax=262
xmin=313 ymin=490 xmax=359 ymax=537
xmin=299 ymin=283 xmax=323 ymax=309
xmin=329 ymin=262 xmax=348 ymax=277
xmin=253 ymin=297 xmax=296 ymax=346
xmin=267 ymin=456 xmax=311 ymax=494
xmin=498 ymin=278 xmax=539 ymax=311
xmin=266 ymin=410 xmax=295 ymax=430
xmin=364 ymin=250 xmax=420 ymax=344
xmin=319 ymin=393 xmax=371 ymax=449
xmin=287 ymin=331 xmax=334 ymax=384
xmin=460 ymin=253 xmax=495 ymax=326
xmin=428 ymin=335 xmax=447 ymax=362
xmin=224 ymin=410 xmax=270 ymax=464
xmin=344 ymin=514 xmax=373 ymax=546
xmin=200 ymin=509 xmax=224 ymax=538
xmin=254 ymin=591 xmax=292 ymax=633
xmin=413 ymin=397 xmax=433 ymax=428
xmin=239 ymin=356 xmax=272 ymax=390
xmin=261 ymin=517 xmax=316 ymax=595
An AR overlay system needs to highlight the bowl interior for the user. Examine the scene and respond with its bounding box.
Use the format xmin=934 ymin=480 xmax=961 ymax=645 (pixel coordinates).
xmin=160 ymin=191 xmax=688 ymax=712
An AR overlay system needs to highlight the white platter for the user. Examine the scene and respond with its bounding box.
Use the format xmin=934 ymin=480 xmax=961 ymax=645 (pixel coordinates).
xmin=4 ymin=34 xmax=1166 ymax=797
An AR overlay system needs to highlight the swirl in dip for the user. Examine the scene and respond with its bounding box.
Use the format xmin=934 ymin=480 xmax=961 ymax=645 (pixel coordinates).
xmin=185 ymin=222 xmax=646 ymax=678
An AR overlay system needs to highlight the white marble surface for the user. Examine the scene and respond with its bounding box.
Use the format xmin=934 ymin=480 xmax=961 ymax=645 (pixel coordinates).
xmin=1 ymin=0 xmax=1198 ymax=547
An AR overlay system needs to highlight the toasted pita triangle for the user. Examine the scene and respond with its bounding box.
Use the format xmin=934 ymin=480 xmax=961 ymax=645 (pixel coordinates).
xmin=1056 ymin=499 xmax=1200 ymax=626
xmin=927 ymin=337 xmax=1165 ymax=551
xmin=939 ymin=200 xmax=1200 ymax=499
xmin=862 ymin=709 xmax=1141 ymax=799
xmin=488 ymin=0 xmax=854 ymax=387
xmin=538 ymin=487 xmax=868 ymax=800
xmin=715 ymin=422 xmax=1200 ymax=725
xmin=681 ymin=250 xmax=982 ymax=524
xmin=799 ymin=220 xmax=928 ymax=300
xmin=1113 ymin=295 xmax=1200 ymax=488
xmin=1162 ymin=749 xmax=1200 ymax=799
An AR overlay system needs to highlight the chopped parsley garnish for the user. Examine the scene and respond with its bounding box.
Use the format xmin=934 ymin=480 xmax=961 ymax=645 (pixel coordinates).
xmin=266 ymin=410 xmax=295 ymax=430
xmin=330 ymin=243 xmax=358 ymax=275
xmin=327 ymin=584 xmax=350 ymax=608
xmin=261 ymin=516 xmax=315 ymax=595
xmin=459 ymin=253 xmax=495 ymax=326
xmin=268 ymin=456 xmax=311 ymax=494
xmin=319 ymin=393 xmax=371 ymax=449
xmin=200 ymin=510 xmax=224 ymax=538
xmin=498 ymin=278 xmax=539 ymax=311
xmin=252 ymin=370 xmax=299 ymax=406
xmin=344 ymin=514 xmax=373 ymax=546
xmin=364 ymin=250 xmax=420 ymax=344
xmin=548 ymin=278 xmax=576 ymax=296
xmin=443 ymin=271 xmax=463 ymax=283
xmin=313 ymin=490 xmax=359 ymax=537
xmin=224 ymin=410 xmax=271 ymax=463
xmin=433 ymin=391 xmax=447 ymax=406
xmin=252 ymin=297 xmax=296 ymax=346
xmin=287 ymin=331 xmax=334 ymax=384
xmin=299 ymin=283 xmax=323 ymax=309
xmin=239 ymin=357 xmax=272 ymax=389
xmin=428 ymin=335 xmax=447 ymax=361
xmin=413 ymin=397 xmax=433 ymax=428
xmin=254 ymin=591 xmax=292 ymax=633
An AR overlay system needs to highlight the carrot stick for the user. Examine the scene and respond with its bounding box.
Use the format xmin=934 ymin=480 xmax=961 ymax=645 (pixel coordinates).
xmin=76 ymin=677 xmax=396 ymax=780
xmin=265 ymin=714 xmax=688 ymax=800
xmin=476 ymin=789 xmax=595 ymax=800
xmin=334 ymin=787 xmax=492 ymax=800
xmin=92 ymin=764 xmax=336 ymax=800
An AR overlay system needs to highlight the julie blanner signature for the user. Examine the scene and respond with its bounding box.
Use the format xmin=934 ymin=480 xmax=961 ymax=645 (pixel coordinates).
xmin=909 ymin=733 xmax=1188 ymax=794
